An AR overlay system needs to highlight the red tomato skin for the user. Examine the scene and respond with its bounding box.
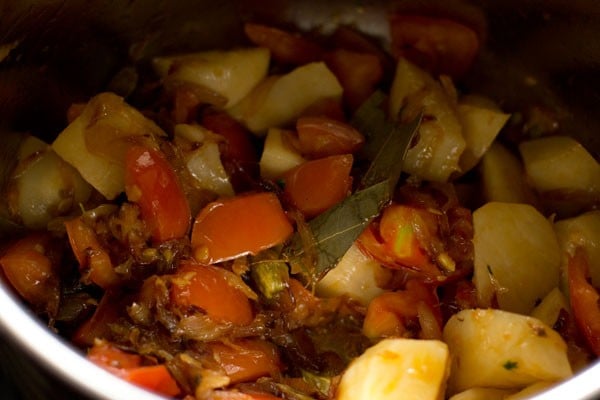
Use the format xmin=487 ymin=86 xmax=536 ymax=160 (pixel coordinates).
xmin=389 ymin=14 xmax=480 ymax=77
xmin=244 ymin=23 xmax=323 ymax=65
xmin=125 ymin=145 xmax=191 ymax=243
xmin=357 ymin=204 xmax=443 ymax=281
xmin=295 ymin=116 xmax=365 ymax=158
xmin=324 ymin=48 xmax=384 ymax=110
xmin=191 ymin=192 xmax=293 ymax=264
xmin=171 ymin=261 xmax=254 ymax=325
xmin=282 ymin=154 xmax=353 ymax=218
xmin=208 ymin=339 xmax=281 ymax=383
xmin=0 ymin=233 xmax=60 ymax=309
xmin=568 ymin=247 xmax=600 ymax=356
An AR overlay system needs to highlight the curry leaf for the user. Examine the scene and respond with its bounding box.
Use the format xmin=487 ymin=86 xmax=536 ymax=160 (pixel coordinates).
xmin=284 ymin=92 xmax=421 ymax=282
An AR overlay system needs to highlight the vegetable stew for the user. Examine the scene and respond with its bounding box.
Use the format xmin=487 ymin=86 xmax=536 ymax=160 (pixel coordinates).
xmin=1 ymin=12 xmax=599 ymax=400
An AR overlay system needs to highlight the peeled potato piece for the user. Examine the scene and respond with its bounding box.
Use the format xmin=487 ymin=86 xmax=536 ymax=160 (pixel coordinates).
xmin=457 ymin=95 xmax=510 ymax=173
xmin=9 ymin=136 xmax=92 ymax=229
xmin=229 ymin=62 xmax=343 ymax=135
xmin=479 ymin=141 xmax=537 ymax=205
xmin=153 ymin=47 xmax=270 ymax=109
xmin=472 ymin=202 xmax=561 ymax=314
xmin=443 ymin=309 xmax=572 ymax=394
xmin=337 ymin=338 xmax=450 ymax=400
xmin=519 ymin=136 xmax=600 ymax=216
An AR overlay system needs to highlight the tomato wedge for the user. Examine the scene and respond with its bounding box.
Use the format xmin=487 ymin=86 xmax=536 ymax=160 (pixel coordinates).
xmin=244 ymin=23 xmax=323 ymax=65
xmin=282 ymin=154 xmax=353 ymax=218
xmin=389 ymin=14 xmax=479 ymax=77
xmin=295 ymin=116 xmax=365 ymax=158
xmin=363 ymin=280 xmax=442 ymax=339
xmin=568 ymin=247 xmax=600 ymax=356
xmin=324 ymin=49 xmax=384 ymax=110
xmin=357 ymin=204 xmax=442 ymax=280
xmin=207 ymin=339 xmax=281 ymax=383
xmin=191 ymin=192 xmax=293 ymax=264
xmin=170 ymin=260 xmax=254 ymax=325
xmin=64 ymin=216 xmax=120 ymax=289
xmin=88 ymin=341 xmax=180 ymax=397
xmin=125 ymin=145 xmax=191 ymax=243
xmin=0 ymin=233 xmax=60 ymax=311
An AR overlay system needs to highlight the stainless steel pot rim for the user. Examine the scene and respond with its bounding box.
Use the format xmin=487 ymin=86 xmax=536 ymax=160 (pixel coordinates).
xmin=0 ymin=282 xmax=167 ymax=400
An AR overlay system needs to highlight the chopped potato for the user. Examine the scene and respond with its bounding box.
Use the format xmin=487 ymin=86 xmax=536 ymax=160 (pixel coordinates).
xmin=389 ymin=58 xmax=466 ymax=182
xmin=229 ymin=62 xmax=343 ymax=135
xmin=530 ymin=287 xmax=569 ymax=328
xmin=153 ymin=47 xmax=270 ymax=108
xmin=316 ymin=243 xmax=390 ymax=306
xmin=337 ymin=338 xmax=450 ymax=400
xmin=259 ymin=128 xmax=306 ymax=180
xmin=519 ymin=136 xmax=600 ymax=216
xmin=457 ymin=96 xmax=510 ymax=173
xmin=472 ymin=202 xmax=561 ymax=314
xmin=519 ymin=136 xmax=600 ymax=194
xmin=52 ymin=92 xmax=165 ymax=200
xmin=443 ymin=309 xmax=572 ymax=394
xmin=8 ymin=136 xmax=92 ymax=229
xmin=479 ymin=141 xmax=537 ymax=205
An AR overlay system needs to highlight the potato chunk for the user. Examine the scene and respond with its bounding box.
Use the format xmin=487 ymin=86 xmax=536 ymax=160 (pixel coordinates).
xmin=472 ymin=202 xmax=560 ymax=314
xmin=153 ymin=47 xmax=270 ymax=108
xmin=479 ymin=142 xmax=537 ymax=205
xmin=443 ymin=309 xmax=572 ymax=394
xmin=9 ymin=136 xmax=92 ymax=229
xmin=337 ymin=338 xmax=450 ymax=400
xmin=229 ymin=62 xmax=343 ymax=135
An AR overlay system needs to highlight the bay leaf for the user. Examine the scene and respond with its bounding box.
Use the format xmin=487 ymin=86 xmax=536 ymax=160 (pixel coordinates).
xmin=284 ymin=93 xmax=421 ymax=282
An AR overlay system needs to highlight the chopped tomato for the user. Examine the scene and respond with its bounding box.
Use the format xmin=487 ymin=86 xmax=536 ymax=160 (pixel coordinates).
xmin=324 ymin=49 xmax=384 ymax=110
xmin=171 ymin=260 xmax=254 ymax=325
xmin=208 ymin=339 xmax=281 ymax=383
xmin=124 ymin=145 xmax=191 ymax=243
xmin=88 ymin=341 xmax=180 ymax=397
xmin=64 ymin=216 xmax=119 ymax=289
xmin=299 ymin=97 xmax=346 ymax=122
xmin=191 ymin=192 xmax=293 ymax=264
xmin=201 ymin=110 xmax=259 ymax=190
xmin=389 ymin=14 xmax=479 ymax=77
xmin=72 ymin=292 xmax=124 ymax=346
xmin=568 ymin=247 xmax=600 ymax=356
xmin=282 ymin=154 xmax=353 ymax=218
xmin=357 ymin=204 xmax=442 ymax=280
xmin=363 ymin=280 xmax=442 ymax=339
xmin=0 ymin=233 xmax=60 ymax=311
xmin=296 ymin=116 xmax=365 ymax=158
xmin=244 ymin=23 xmax=323 ymax=65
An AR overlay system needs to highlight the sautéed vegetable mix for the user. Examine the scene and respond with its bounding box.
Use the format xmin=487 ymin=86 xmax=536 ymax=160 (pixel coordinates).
xmin=1 ymin=13 xmax=600 ymax=400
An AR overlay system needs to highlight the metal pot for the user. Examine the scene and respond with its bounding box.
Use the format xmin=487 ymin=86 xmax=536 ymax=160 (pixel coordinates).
xmin=0 ymin=1 xmax=598 ymax=399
